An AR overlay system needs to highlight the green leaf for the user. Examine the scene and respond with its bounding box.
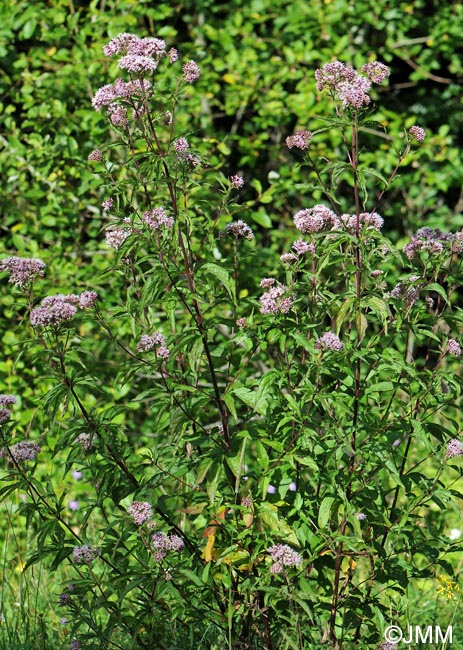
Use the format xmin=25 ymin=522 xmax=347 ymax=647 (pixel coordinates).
xmin=336 ymin=297 xmax=355 ymax=333
xmin=365 ymin=381 xmax=394 ymax=395
xmin=201 ymin=262 xmax=236 ymax=303
xmin=318 ymin=496 xmax=335 ymax=529
xmin=424 ymin=282 xmax=448 ymax=303
xmin=231 ymin=386 xmax=268 ymax=416
xmin=252 ymin=210 xmax=272 ymax=228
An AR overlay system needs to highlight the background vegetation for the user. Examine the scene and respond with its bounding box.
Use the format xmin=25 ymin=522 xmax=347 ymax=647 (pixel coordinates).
xmin=1 ymin=0 xmax=463 ymax=648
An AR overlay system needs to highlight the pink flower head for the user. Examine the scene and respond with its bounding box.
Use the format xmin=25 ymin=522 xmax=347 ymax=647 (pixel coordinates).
xmin=108 ymin=105 xmax=128 ymax=128
xmin=128 ymin=501 xmax=153 ymax=525
xmin=142 ymin=207 xmax=174 ymax=230
xmin=173 ymin=138 xmax=189 ymax=155
xmin=9 ymin=441 xmax=41 ymax=462
xmin=409 ymin=125 xmax=426 ymax=142
xmin=446 ymin=439 xmax=463 ymax=459
xmin=168 ymin=48 xmax=178 ymax=63
xmin=88 ymin=149 xmax=103 ymax=162
xmin=106 ymin=228 xmax=130 ymax=250
xmin=361 ymin=61 xmax=390 ymax=84
xmin=72 ymin=544 xmax=99 ymax=565
xmin=268 ymin=543 xmax=302 ymax=568
xmin=182 ymin=60 xmax=200 ymax=83
xmin=230 ymin=175 xmax=244 ymax=189
xmin=130 ymin=37 xmax=167 ymax=58
xmin=315 ymin=61 xmax=372 ymax=109
xmin=30 ymin=300 xmax=78 ymax=328
xmin=286 ymin=129 xmax=313 ymax=150
xmin=78 ymin=291 xmax=98 ymax=308
xmin=447 ymin=338 xmax=462 ymax=356
xmin=260 ymin=278 xmax=275 ymax=288
xmin=337 ymin=73 xmax=371 ymax=109
xmin=92 ymin=83 xmax=119 ymax=110
xmin=225 ymin=220 xmax=254 ymax=240
xmin=315 ymin=61 xmax=357 ymax=91
xmin=280 ymin=253 xmax=298 ymax=264
xmin=294 ymin=205 xmax=337 ymax=234
xmin=338 ymin=211 xmax=384 ymax=233
xmin=137 ymin=332 xmax=170 ymax=359
xmin=315 ymin=332 xmax=344 ymax=352
xmin=259 ymin=283 xmax=294 ymax=315
xmin=292 ymin=240 xmax=315 ymax=256
xmin=119 ymin=55 xmax=158 ymax=74
xmin=0 ymin=395 xmax=17 ymax=407
xmin=0 ymin=256 xmax=46 ymax=288
xmin=103 ymin=33 xmax=139 ymax=57
xmin=76 ymin=433 xmax=94 ymax=451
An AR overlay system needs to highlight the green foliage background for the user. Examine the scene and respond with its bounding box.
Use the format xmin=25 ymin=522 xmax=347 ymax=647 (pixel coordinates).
xmin=1 ymin=1 xmax=463 ymax=647
xmin=2 ymin=0 xmax=462 ymax=432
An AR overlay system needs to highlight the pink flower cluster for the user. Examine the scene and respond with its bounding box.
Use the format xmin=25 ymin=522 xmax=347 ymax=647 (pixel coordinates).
xmin=128 ymin=501 xmax=153 ymax=525
xmin=182 ymin=60 xmax=200 ymax=83
xmin=315 ymin=60 xmax=389 ymax=109
xmin=142 ymin=207 xmax=174 ymax=230
xmin=338 ymin=211 xmax=384 ymax=233
xmin=8 ymin=441 xmax=41 ymax=462
xmin=286 ymin=129 xmax=313 ymax=150
xmin=294 ymin=205 xmax=338 ymax=234
xmin=102 ymin=197 xmax=114 ymax=211
xmin=76 ymin=433 xmax=94 ymax=451
xmin=448 ymin=338 xmax=462 ymax=356
xmin=390 ymin=278 xmax=420 ymax=306
xmin=103 ymin=33 xmax=167 ymax=59
xmin=292 ymin=240 xmax=316 ymax=256
xmin=0 ymin=395 xmax=16 ymax=425
xmin=92 ymin=78 xmax=152 ymax=111
xmin=403 ymin=227 xmax=462 ymax=259
xmin=137 ymin=332 xmax=170 ymax=358
xmin=72 ymin=545 xmax=99 ymax=565
xmin=268 ymin=543 xmax=302 ymax=574
xmin=106 ymin=228 xmax=131 ymax=250
xmin=446 ymin=439 xmax=463 ymax=459
xmin=30 ymin=291 xmax=98 ymax=328
xmin=409 ymin=125 xmax=426 ymax=142
xmin=88 ymin=149 xmax=103 ymax=162
xmin=225 ymin=220 xmax=254 ymax=240
xmin=151 ymin=531 xmax=184 ymax=561
xmin=259 ymin=280 xmax=294 ymax=315
xmin=315 ymin=332 xmax=344 ymax=352
xmin=0 ymin=256 xmax=46 ymax=288
xmin=230 ymin=174 xmax=244 ymax=189
xmin=174 ymin=137 xmax=189 ymax=154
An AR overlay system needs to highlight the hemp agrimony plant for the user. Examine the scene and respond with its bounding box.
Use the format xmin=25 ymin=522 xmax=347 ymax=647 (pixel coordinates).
xmin=1 ymin=35 xmax=463 ymax=650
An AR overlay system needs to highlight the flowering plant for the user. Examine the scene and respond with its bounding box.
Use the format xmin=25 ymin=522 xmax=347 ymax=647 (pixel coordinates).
xmin=1 ymin=33 xmax=462 ymax=650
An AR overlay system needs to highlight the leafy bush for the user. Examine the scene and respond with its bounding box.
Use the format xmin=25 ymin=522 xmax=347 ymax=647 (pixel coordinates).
xmin=1 ymin=28 xmax=463 ymax=650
